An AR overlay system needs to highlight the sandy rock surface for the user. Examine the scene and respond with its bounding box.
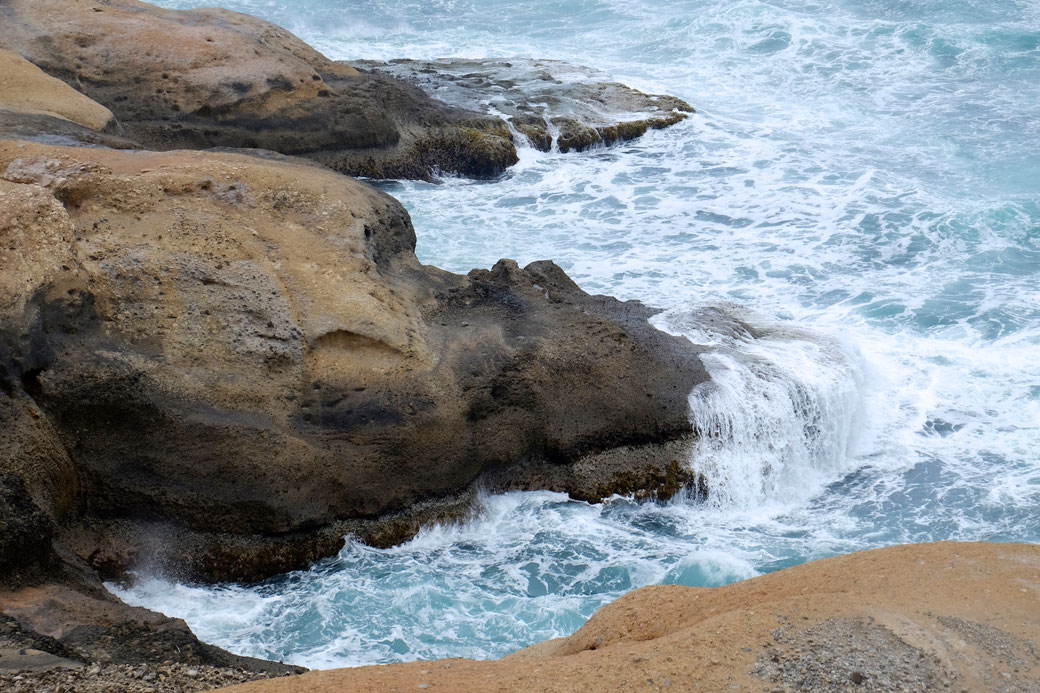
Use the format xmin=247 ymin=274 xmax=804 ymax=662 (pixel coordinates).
xmin=0 ymin=49 xmax=117 ymax=134
xmin=0 ymin=659 xmax=293 ymax=693
xmin=219 ymin=541 xmax=1040 ymax=693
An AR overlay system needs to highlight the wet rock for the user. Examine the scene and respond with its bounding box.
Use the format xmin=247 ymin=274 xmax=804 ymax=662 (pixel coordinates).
xmin=0 ymin=140 xmax=707 ymax=582
xmin=358 ymin=58 xmax=695 ymax=152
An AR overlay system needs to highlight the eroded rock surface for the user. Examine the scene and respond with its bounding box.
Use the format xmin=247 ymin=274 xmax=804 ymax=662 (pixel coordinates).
xmin=358 ymin=58 xmax=695 ymax=152
xmin=0 ymin=0 xmax=517 ymax=179
xmin=0 ymin=140 xmax=706 ymax=582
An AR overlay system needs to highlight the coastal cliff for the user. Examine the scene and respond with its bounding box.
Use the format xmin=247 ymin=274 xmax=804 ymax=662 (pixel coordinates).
xmin=4 ymin=2 xmax=1030 ymax=692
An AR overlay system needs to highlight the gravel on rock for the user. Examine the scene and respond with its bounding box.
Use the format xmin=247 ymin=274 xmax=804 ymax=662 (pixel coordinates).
xmin=0 ymin=661 xmax=293 ymax=693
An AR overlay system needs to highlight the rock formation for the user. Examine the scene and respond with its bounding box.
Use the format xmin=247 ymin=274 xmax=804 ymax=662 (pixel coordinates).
xmin=0 ymin=48 xmax=137 ymax=150
xmin=0 ymin=0 xmax=516 ymax=179
xmin=0 ymin=49 xmax=119 ymax=134
xmin=0 ymin=0 xmax=693 ymax=180
xmin=0 ymin=140 xmax=706 ymax=584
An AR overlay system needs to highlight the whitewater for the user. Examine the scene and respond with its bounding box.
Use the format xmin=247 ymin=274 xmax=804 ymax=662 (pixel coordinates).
xmin=114 ymin=0 xmax=1040 ymax=669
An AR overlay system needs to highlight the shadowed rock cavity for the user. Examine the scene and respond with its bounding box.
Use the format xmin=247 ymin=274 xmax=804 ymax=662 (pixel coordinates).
xmin=0 ymin=141 xmax=708 ymax=584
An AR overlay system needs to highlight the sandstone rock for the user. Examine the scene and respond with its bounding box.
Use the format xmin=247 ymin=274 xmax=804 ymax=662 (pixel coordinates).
xmin=0 ymin=49 xmax=118 ymax=134
xmin=0 ymin=0 xmax=517 ymax=179
xmin=0 ymin=176 xmax=81 ymax=521
xmin=0 ymin=140 xmax=706 ymax=581
xmin=358 ymin=58 xmax=695 ymax=153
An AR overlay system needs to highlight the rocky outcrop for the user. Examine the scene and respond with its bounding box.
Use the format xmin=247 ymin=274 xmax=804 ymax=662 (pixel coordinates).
xmin=0 ymin=1 xmax=707 ymax=674
xmin=0 ymin=1 xmax=695 ymax=179
xmin=217 ymin=541 xmax=1040 ymax=693
xmin=0 ymin=140 xmax=707 ymax=583
xmin=0 ymin=544 xmax=302 ymax=676
xmin=0 ymin=48 xmax=139 ymax=148
xmin=0 ymin=0 xmax=517 ymax=179
xmin=0 ymin=579 xmax=302 ymax=673
xmin=359 ymin=58 xmax=695 ymax=152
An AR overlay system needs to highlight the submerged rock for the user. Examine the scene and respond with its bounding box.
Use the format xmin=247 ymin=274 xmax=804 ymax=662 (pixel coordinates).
xmin=0 ymin=0 xmax=517 ymax=180
xmin=357 ymin=58 xmax=695 ymax=152
xmin=0 ymin=140 xmax=707 ymax=582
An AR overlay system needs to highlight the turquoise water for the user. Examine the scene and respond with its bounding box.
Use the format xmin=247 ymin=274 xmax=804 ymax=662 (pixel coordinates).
xmin=116 ymin=0 xmax=1040 ymax=668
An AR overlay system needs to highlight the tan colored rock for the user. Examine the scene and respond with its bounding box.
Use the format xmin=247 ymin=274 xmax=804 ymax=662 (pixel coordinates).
xmin=219 ymin=541 xmax=1040 ymax=693
xmin=0 ymin=49 xmax=117 ymax=132
xmin=0 ymin=0 xmax=516 ymax=179
xmin=0 ymin=0 xmax=356 ymax=117
xmin=0 ymin=140 xmax=706 ymax=582
xmin=0 ymin=176 xmax=76 ymax=324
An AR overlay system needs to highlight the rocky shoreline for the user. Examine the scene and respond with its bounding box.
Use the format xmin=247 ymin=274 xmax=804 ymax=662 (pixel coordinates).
xmin=220 ymin=542 xmax=1040 ymax=692
xmin=0 ymin=0 xmax=711 ymax=681
xmin=1 ymin=2 xmax=1036 ymax=691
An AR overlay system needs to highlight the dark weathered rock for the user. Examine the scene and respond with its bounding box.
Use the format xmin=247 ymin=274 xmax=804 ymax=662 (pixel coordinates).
xmin=0 ymin=140 xmax=707 ymax=582
xmin=0 ymin=578 xmax=303 ymax=673
xmin=0 ymin=474 xmax=55 ymax=577
xmin=0 ymin=0 xmax=517 ymax=180
xmin=357 ymin=58 xmax=695 ymax=153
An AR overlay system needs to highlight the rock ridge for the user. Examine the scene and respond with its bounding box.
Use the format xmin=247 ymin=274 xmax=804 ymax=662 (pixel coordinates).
xmin=357 ymin=58 xmax=696 ymax=153
xmin=0 ymin=0 xmax=707 ymax=677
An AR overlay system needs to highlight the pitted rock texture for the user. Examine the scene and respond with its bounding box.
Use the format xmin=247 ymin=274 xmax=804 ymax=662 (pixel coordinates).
xmin=0 ymin=140 xmax=706 ymax=582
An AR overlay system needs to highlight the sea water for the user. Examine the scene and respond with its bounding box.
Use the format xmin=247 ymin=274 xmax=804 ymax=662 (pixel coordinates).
xmin=114 ymin=0 xmax=1040 ymax=668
